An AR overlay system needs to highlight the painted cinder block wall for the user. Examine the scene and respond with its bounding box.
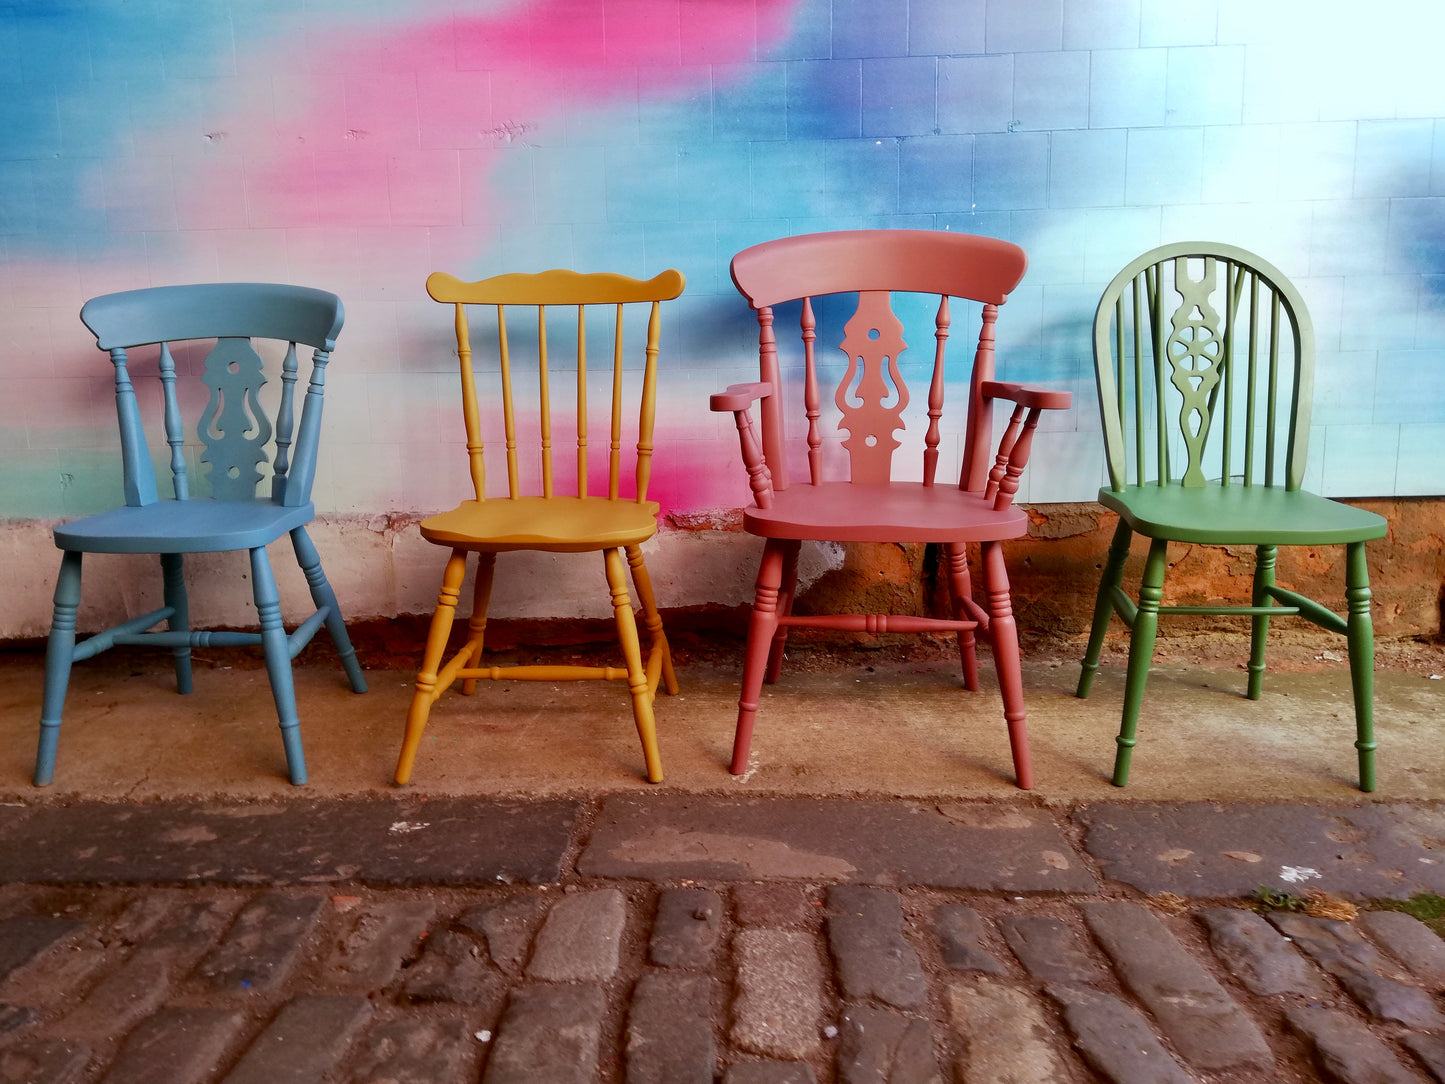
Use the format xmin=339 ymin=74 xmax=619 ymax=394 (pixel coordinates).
xmin=1 ymin=0 xmax=1443 ymax=643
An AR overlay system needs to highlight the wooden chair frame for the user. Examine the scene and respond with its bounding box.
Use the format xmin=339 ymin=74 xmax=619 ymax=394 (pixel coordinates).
xmin=395 ymin=268 xmax=685 ymax=785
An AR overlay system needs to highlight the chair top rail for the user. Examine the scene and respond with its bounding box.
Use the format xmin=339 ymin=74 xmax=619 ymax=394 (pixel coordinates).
xmin=730 ymin=229 xmax=1027 ymax=310
xmin=427 ymin=268 xmax=685 ymax=307
xmin=80 ymin=283 xmax=343 ymax=352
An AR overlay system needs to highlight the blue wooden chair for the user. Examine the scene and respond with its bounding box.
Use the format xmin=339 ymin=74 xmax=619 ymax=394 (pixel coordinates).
xmin=35 ymin=283 xmax=368 ymax=786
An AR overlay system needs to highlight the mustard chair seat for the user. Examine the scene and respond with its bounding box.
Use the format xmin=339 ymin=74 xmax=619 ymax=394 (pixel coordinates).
xmin=420 ymin=496 xmax=662 ymax=552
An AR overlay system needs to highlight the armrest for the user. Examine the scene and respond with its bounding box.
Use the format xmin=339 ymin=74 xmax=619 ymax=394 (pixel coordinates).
xmin=981 ymin=380 xmax=1072 ymax=411
xmin=980 ymin=382 xmax=1070 ymax=511
xmin=709 ymin=381 xmax=775 ymax=509
xmin=710 ymin=381 xmax=773 ymax=412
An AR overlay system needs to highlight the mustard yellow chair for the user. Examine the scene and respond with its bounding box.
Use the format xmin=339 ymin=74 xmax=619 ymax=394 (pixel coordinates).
xmin=395 ymin=268 xmax=685 ymax=785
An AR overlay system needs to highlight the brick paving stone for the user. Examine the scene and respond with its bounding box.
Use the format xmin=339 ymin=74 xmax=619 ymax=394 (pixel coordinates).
xmin=0 ymin=1005 xmax=36 ymax=1038
xmin=221 ymin=994 xmax=371 ymax=1084
xmin=101 ymin=1007 xmax=245 ymax=1084
xmin=525 ymin=888 xmax=626 ymax=982
xmin=934 ymin=906 xmax=1005 ymax=974
xmin=138 ymin=899 xmax=234 ymax=954
xmin=998 ymin=915 xmax=1105 ymax=984
xmin=1077 ymin=802 xmax=1445 ymax=899
xmin=827 ymin=886 xmax=927 ymax=1009
xmin=947 ymin=977 xmax=1072 ymax=1084
xmin=1045 ymin=984 xmax=1193 ymax=1084
xmin=1082 ymin=900 xmax=1272 ymax=1072
xmin=1196 ymin=907 xmax=1331 ymax=996
xmin=1404 ymin=1034 xmax=1445 ymax=1082
xmin=734 ymin=884 xmax=818 ymax=927
xmin=1361 ymin=911 xmax=1445 ymax=989
xmin=400 ymin=927 xmax=503 ymax=1006
xmin=650 ymin=887 xmax=724 ymax=968
xmin=581 ymin=795 xmax=1096 ymax=892
xmin=731 ymin=929 xmax=824 ymax=1059
xmin=835 ymin=1005 xmax=942 ymax=1084
xmin=458 ymin=897 xmax=547 ymax=975
xmin=57 ymin=949 xmax=177 ymax=1038
xmin=626 ymin=970 xmax=716 ymax=1084
xmin=1283 ymin=1003 xmax=1420 ymax=1084
xmin=0 ymin=1039 xmax=90 ymax=1084
xmin=483 ymin=983 xmax=606 ymax=1084
xmin=1270 ymin=913 xmax=1445 ymax=1029
xmin=320 ymin=898 xmax=434 ymax=987
xmin=0 ymin=916 xmax=80 ymax=982
xmin=344 ymin=1015 xmax=478 ymax=1084
xmin=723 ymin=1063 xmax=819 ymax=1084
xmin=195 ymin=893 xmax=324 ymax=994
xmin=0 ymin=799 xmax=581 ymax=886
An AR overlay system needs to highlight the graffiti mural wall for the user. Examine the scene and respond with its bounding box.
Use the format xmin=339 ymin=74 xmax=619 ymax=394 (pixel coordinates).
xmin=3 ymin=0 xmax=1443 ymax=531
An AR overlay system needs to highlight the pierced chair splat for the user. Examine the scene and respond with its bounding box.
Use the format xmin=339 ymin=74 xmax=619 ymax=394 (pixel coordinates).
xmin=37 ymin=283 xmax=368 ymax=787
xmin=1076 ymin=242 xmax=1389 ymax=790
xmin=394 ymin=267 xmax=686 ymax=786
xmin=711 ymin=230 xmax=1071 ymax=788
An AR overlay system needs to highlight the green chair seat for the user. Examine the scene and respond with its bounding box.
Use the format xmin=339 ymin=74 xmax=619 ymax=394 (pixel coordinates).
xmin=1099 ymin=484 xmax=1387 ymax=546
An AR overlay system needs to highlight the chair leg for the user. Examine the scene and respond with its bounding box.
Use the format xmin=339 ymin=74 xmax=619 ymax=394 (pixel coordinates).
xmin=250 ymin=546 xmax=306 ymax=786
xmin=460 ymin=552 xmax=496 ymax=696
xmin=626 ymin=543 xmax=678 ymax=697
xmin=395 ymin=549 xmax=468 ymax=785
xmin=1113 ymin=538 xmax=1169 ymax=787
xmin=290 ymin=526 xmax=366 ymax=694
xmin=1078 ymin=520 xmax=1132 ymax=698
xmin=607 ymin=547 xmax=663 ymax=783
xmin=764 ymin=540 xmax=801 ymax=685
xmin=981 ymin=542 xmax=1032 ymax=790
xmin=1247 ymin=545 xmax=1277 ymax=700
xmin=1344 ymin=542 xmax=1377 ymax=792
xmin=35 ymin=551 xmax=83 ymax=787
xmin=731 ymin=538 xmax=787 ymax=775
xmin=160 ymin=553 xmax=193 ymax=695
xmin=944 ymin=542 xmax=980 ymax=692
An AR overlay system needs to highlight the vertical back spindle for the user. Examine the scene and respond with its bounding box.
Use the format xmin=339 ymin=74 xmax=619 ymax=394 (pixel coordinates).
xmin=635 ymin=300 xmax=661 ymax=503
xmin=280 ymin=346 xmax=328 ymax=507
xmin=271 ymin=342 xmax=299 ymax=503
xmin=576 ymin=305 xmax=588 ymax=498
xmin=497 ymin=305 xmax=519 ymax=499
xmin=801 ymin=297 xmax=820 ymax=485
xmin=455 ymin=305 xmax=487 ymax=502
xmin=537 ymin=305 xmax=553 ymax=499
xmin=609 ymin=303 xmax=624 ymax=500
xmin=958 ymin=302 xmax=998 ymax=492
xmin=1265 ymin=290 xmax=1281 ymax=487
xmin=923 ymin=295 xmax=950 ymax=487
xmin=113 ymin=346 xmax=159 ymax=507
xmin=1244 ymin=276 xmax=1259 ymax=486
xmin=158 ymin=342 xmax=189 ymax=500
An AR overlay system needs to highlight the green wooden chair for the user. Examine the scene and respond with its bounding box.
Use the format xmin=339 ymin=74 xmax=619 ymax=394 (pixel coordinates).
xmin=1075 ymin=242 xmax=1388 ymax=790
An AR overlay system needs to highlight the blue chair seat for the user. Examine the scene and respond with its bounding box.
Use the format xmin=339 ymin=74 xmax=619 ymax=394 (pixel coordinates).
xmin=55 ymin=499 xmax=316 ymax=554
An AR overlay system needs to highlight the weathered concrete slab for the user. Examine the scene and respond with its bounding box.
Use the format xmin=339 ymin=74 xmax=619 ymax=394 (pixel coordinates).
xmin=579 ymin=795 xmax=1096 ymax=892
xmin=0 ymin=798 xmax=579 ymax=885
xmin=1077 ymin=801 xmax=1445 ymax=900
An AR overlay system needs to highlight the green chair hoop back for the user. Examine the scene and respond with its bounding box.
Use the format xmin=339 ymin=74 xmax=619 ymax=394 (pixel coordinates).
xmin=1076 ymin=243 xmax=1388 ymax=790
xmin=36 ymin=283 xmax=367 ymax=787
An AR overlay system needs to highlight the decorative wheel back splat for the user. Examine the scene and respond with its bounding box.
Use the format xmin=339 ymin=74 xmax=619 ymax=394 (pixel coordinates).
xmin=1165 ymin=256 xmax=1225 ymax=487
xmin=835 ymin=291 xmax=909 ymax=485
xmin=199 ymin=337 xmax=273 ymax=500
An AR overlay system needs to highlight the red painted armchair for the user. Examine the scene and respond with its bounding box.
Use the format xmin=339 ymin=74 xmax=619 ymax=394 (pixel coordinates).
xmin=711 ymin=230 xmax=1070 ymax=788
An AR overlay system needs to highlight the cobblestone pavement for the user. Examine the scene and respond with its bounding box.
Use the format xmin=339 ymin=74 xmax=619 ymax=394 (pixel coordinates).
xmin=4 ymin=795 xmax=1445 ymax=1083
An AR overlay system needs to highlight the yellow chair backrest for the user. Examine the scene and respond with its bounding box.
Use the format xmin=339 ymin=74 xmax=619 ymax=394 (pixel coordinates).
xmin=426 ymin=268 xmax=686 ymax=506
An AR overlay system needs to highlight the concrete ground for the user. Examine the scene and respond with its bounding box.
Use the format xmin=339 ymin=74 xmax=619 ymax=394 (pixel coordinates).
xmin=3 ymin=631 xmax=1445 ymax=1083
xmin=1 ymin=629 xmax=1442 ymax=803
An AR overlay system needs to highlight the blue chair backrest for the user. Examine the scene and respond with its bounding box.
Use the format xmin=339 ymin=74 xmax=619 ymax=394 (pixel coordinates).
xmin=78 ymin=283 xmax=344 ymax=509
